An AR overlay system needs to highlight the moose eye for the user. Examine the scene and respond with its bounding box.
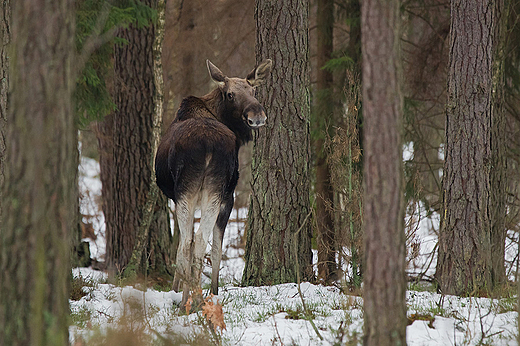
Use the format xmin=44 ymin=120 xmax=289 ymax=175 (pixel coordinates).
xmin=227 ymin=92 xmax=234 ymax=101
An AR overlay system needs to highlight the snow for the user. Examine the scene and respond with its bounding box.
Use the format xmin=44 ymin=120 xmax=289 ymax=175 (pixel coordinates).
xmin=73 ymin=156 xmax=519 ymax=345
xmin=79 ymin=156 xmax=105 ymax=261
xmin=70 ymin=267 xmax=518 ymax=345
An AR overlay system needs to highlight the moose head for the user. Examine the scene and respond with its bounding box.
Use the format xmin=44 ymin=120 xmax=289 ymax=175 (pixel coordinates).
xmin=207 ymin=59 xmax=272 ymax=129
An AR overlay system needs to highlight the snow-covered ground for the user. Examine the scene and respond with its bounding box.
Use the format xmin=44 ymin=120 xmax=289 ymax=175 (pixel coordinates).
xmin=74 ymin=156 xmax=519 ymax=345
xmin=70 ymin=267 xmax=518 ymax=345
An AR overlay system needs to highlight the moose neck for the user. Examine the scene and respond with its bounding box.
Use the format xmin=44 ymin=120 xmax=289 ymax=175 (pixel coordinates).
xmin=202 ymin=88 xmax=253 ymax=146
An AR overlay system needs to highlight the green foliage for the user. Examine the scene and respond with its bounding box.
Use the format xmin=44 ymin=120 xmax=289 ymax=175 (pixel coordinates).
xmin=70 ymin=305 xmax=93 ymax=329
xmin=494 ymin=296 xmax=517 ymax=314
xmin=123 ymin=0 xmax=158 ymax=29
xmin=408 ymin=281 xmax=436 ymax=293
xmin=70 ymin=273 xmax=96 ymax=301
xmin=321 ymin=56 xmax=355 ymax=72
xmin=284 ymin=305 xmax=315 ymax=320
xmin=74 ymin=0 xmax=157 ymax=128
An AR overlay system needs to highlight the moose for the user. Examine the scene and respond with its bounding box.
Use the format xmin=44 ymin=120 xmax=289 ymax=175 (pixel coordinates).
xmin=155 ymin=59 xmax=272 ymax=306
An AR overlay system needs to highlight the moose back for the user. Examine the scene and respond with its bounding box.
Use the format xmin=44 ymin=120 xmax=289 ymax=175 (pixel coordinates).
xmin=155 ymin=59 xmax=272 ymax=306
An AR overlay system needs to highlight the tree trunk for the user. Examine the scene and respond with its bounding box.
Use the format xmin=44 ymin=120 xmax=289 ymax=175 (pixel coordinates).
xmin=105 ymin=0 xmax=173 ymax=278
xmin=314 ymin=0 xmax=336 ymax=284
xmin=0 ymin=0 xmax=9 ymax=216
xmin=435 ymin=0 xmax=505 ymax=296
xmin=93 ymin=112 xmax=114 ymax=269
xmin=242 ymin=0 xmax=313 ymax=286
xmin=0 ymin=0 xmax=75 ymax=344
xmin=489 ymin=0 xmax=507 ymax=289
xmin=361 ymin=0 xmax=407 ymax=344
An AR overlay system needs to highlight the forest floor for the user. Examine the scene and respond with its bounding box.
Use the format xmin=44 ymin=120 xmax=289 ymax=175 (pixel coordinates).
xmin=71 ymin=156 xmax=519 ymax=345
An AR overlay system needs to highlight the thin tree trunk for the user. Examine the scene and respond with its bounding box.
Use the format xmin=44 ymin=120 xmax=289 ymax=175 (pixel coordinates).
xmin=436 ymin=0 xmax=504 ymax=296
xmin=315 ymin=0 xmax=336 ymax=284
xmin=0 ymin=0 xmax=75 ymax=344
xmin=361 ymin=0 xmax=407 ymax=344
xmin=93 ymin=113 xmax=114 ymax=269
xmin=490 ymin=0 xmax=507 ymax=289
xmin=0 ymin=0 xmax=9 ymax=217
xmin=242 ymin=0 xmax=313 ymax=286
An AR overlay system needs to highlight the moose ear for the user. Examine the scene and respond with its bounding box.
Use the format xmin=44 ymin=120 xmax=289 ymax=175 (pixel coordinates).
xmin=247 ymin=59 xmax=273 ymax=87
xmin=207 ymin=60 xmax=226 ymax=87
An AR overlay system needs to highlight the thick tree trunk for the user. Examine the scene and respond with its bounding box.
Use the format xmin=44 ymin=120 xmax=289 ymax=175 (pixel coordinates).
xmin=314 ymin=0 xmax=336 ymax=284
xmin=105 ymin=0 xmax=173 ymax=277
xmin=435 ymin=0 xmax=505 ymax=296
xmin=361 ymin=0 xmax=407 ymax=344
xmin=0 ymin=0 xmax=75 ymax=344
xmin=242 ymin=0 xmax=313 ymax=286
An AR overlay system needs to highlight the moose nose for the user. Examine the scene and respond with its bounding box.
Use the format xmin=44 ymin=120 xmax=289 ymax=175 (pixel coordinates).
xmin=244 ymin=104 xmax=267 ymax=128
xmin=248 ymin=117 xmax=266 ymax=127
xmin=245 ymin=104 xmax=267 ymax=128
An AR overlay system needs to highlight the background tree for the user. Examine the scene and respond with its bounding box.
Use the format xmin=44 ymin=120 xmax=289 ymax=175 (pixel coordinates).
xmin=435 ymin=0 xmax=506 ymax=295
xmin=398 ymin=0 xmax=449 ymax=282
xmin=242 ymin=0 xmax=313 ymax=286
xmin=74 ymin=0 xmax=168 ymax=275
xmin=361 ymin=0 xmax=407 ymax=344
xmin=401 ymin=0 xmax=449 ymax=215
xmin=104 ymin=0 xmax=174 ymax=278
xmin=86 ymin=1 xmax=119 ymax=270
xmin=322 ymin=0 xmax=364 ymax=288
xmin=505 ymin=2 xmax=520 ymax=321
xmin=0 ymin=0 xmax=75 ymax=344
xmin=314 ymin=0 xmax=337 ymax=284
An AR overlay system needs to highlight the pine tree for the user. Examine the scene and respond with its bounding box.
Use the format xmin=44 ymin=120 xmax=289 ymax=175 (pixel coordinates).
xmin=104 ymin=0 xmax=174 ymax=278
xmin=435 ymin=0 xmax=506 ymax=296
xmin=0 ymin=0 xmax=75 ymax=344
xmin=242 ymin=0 xmax=313 ymax=286
xmin=361 ymin=0 xmax=407 ymax=344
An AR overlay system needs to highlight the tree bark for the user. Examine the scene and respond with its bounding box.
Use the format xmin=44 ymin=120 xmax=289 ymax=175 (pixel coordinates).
xmin=105 ymin=0 xmax=173 ymax=277
xmin=0 ymin=0 xmax=75 ymax=344
xmin=361 ymin=0 xmax=407 ymax=344
xmin=93 ymin=112 xmax=114 ymax=267
xmin=242 ymin=0 xmax=313 ymax=286
xmin=436 ymin=0 xmax=505 ymax=296
xmin=489 ymin=0 xmax=507 ymax=289
xmin=0 ymin=0 xmax=9 ymax=217
xmin=314 ymin=0 xmax=336 ymax=284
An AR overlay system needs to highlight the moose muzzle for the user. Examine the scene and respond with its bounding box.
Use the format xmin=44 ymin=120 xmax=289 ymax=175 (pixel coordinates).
xmin=244 ymin=104 xmax=267 ymax=128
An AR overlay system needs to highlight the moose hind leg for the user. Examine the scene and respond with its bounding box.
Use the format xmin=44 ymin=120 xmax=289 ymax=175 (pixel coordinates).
xmin=192 ymin=192 xmax=220 ymax=284
xmin=211 ymin=194 xmax=233 ymax=295
xmin=173 ymin=197 xmax=195 ymax=293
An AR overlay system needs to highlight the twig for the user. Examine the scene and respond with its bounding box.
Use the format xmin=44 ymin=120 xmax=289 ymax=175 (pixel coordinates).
xmin=271 ymin=314 xmax=285 ymax=346
xmin=293 ymin=208 xmax=323 ymax=341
